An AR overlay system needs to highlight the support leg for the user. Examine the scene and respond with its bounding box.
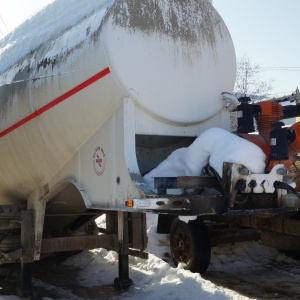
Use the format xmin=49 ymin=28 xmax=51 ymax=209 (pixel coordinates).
xmin=18 ymin=209 xmax=35 ymax=298
xmin=114 ymin=212 xmax=133 ymax=290
xmin=18 ymin=262 xmax=34 ymax=298
xmin=114 ymin=242 xmax=133 ymax=290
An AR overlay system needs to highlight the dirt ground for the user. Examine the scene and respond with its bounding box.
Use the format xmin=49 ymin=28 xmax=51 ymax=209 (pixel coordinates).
xmin=0 ymin=256 xmax=122 ymax=299
xmin=1 ymin=254 xmax=300 ymax=299
xmin=203 ymin=259 xmax=300 ymax=300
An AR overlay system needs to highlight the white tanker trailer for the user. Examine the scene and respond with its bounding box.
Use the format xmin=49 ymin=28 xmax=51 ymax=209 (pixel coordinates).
xmin=1 ymin=0 xmax=300 ymax=296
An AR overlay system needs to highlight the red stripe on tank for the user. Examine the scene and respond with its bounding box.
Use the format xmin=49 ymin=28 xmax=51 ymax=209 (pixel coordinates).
xmin=0 ymin=67 xmax=111 ymax=138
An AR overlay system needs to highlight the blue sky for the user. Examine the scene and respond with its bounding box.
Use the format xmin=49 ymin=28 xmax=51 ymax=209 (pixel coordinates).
xmin=0 ymin=0 xmax=298 ymax=96
xmin=213 ymin=0 xmax=300 ymax=96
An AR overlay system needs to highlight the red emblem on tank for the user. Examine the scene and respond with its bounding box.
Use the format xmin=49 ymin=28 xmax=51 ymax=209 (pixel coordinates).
xmin=93 ymin=147 xmax=106 ymax=176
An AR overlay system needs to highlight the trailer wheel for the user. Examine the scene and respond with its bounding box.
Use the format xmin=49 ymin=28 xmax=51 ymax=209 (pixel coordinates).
xmin=170 ymin=217 xmax=211 ymax=274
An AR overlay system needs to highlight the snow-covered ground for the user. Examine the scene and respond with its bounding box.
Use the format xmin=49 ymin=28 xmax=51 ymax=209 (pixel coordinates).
xmin=65 ymin=214 xmax=300 ymax=300
xmin=3 ymin=213 xmax=300 ymax=300
xmin=69 ymin=214 xmax=253 ymax=300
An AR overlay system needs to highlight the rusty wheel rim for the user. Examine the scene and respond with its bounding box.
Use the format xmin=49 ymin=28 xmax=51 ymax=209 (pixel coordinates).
xmin=171 ymin=226 xmax=191 ymax=265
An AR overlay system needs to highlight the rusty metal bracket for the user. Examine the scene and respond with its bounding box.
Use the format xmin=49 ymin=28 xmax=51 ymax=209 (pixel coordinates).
xmin=41 ymin=234 xmax=118 ymax=253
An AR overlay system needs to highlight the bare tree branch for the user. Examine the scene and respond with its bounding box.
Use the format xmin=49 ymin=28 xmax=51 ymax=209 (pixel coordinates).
xmin=231 ymin=56 xmax=274 ymax=132
xmin=234 ymin=56 xmax=273 ymax=100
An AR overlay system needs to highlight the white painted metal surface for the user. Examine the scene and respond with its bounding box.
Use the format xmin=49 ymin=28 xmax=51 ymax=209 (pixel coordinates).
xmin=0 ymin=0 xmax=236 ymax=207
xmin=103 ymin=0 xmax=236 ymax=125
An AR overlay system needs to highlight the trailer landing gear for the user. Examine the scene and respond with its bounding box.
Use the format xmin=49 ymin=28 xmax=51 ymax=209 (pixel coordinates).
xmin=114 ymin=212 xmax=133 ymax=291
xmin=17 ymin=262 xmax=35 ymax=298
xmin=114 ymin=250 xmax=133 ymax=291
xmin=170 ymin=217 xmax=211 ymax=274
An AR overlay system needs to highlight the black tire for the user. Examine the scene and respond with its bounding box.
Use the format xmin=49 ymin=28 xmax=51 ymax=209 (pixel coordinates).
xmin=170 ymin=217 xmax=211 ymax=274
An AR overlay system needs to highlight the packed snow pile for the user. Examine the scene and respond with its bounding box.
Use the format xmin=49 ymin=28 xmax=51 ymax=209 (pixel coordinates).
xmin=60 ymin=214 xmax=253 ymax=300
xmin=59 ymin=214 xmax=295 ymax=300
xmin=3 ymin=214 xmax=299 ymax=300
xmin=143 ymin=128 xmax=266 ymax=189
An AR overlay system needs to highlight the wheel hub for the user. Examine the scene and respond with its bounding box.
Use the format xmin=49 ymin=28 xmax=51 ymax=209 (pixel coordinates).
xmin=172 ymin=228 xmax=191 ymax=263
xmin=178 ymin=239 xmax=185 ymax=251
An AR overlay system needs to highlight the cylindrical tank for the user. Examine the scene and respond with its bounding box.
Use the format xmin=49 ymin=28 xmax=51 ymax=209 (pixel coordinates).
xmin=0 ymin=0 xmax=236 ymax=203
